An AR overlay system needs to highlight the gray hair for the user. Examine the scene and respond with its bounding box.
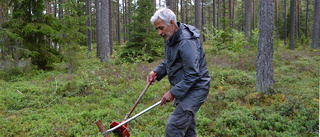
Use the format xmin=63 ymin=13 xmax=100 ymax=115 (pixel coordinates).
xmin=150 ymin=8 xmax=178 ymax=27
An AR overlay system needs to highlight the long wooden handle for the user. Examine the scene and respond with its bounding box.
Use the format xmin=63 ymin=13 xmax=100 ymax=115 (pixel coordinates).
xmin=95 ymin=120 xmax=110 ymax=137
xmin=124 ymin=73 xmax=157 ymax=120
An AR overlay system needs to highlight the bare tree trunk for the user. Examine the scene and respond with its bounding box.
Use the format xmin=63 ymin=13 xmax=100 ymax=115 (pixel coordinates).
xmin=217 ymin=0 xmax=220 ymax=30
xmin=202 ymin=0 xmax=206 ymax=42
xmin=167 ymin=0 xmax=173 ymax=9
xmin=117 ymin=0 xmax=121 ymax=44
xmin=59 ymin=0 xmax=63 ymax=53
xmin=297 ymin=0 xmax=301 ymax=39
xmin=289 ymin=0 xmax=295 ymax=50
xmin=100 ymin=0 xmax=110 ymax=62
xmin=222 ymin=0 xmax=226 ymax=31
xmin=305 ymin=0 xmax=309 ymax=39
xmin=213 ymin=0 xmax=216 ymax=28
xmin=284 ymin=0 xmax=287 ymax=45
xmin=181 ymin=0 xmax=185 ymax=23
xmin=96 ymin=0 xmax=101 ymax=58
xmin=256 ymin=0 xmax=274 ymax=94
xmin=245 ymin=0 xmax=251 ymax=41
xmin=109 ymin=0 xmax=113 ymax=55
xmin=229 ymin=0 xmax=232 ymax=27
xmin=275 ymin=0 xmax=278 ymax=30
xmin=232 ymin=0 xmax=235 ymax=28
xmin=86 ymin=0 xmax=92 ymax=52
xmin=186 ymin=0 xmax=189 ymax=24
xmin=123 ymin=0 xmax=126 ymax=42
xmin=311 ymin=0 xmax=320 ymax=49
xmin=195 ymin=0 xmax=201 ymax=30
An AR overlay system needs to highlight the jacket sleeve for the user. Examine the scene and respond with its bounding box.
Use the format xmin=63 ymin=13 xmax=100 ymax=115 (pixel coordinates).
xmin=170 ymin=40 xmax=201 ymax=99
xmin=153 ymin=60 xmax=167 ymax=81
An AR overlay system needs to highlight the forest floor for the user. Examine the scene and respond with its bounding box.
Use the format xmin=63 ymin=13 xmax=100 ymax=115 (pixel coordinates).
xmin=0 ymin=42 xmax=319 ymax=136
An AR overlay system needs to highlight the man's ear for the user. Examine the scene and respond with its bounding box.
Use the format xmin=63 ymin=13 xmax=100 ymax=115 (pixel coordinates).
xmin=170 ymin=20 xmax=175 ymax=26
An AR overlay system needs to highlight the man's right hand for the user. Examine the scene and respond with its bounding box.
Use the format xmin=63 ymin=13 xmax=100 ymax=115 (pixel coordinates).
xmin=147 ymin=71 xmax=157 ymax=85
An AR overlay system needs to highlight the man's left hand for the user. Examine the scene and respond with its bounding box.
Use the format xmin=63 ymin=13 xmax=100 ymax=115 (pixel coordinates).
xmin=161 ymin=91 xmax=174 ymax=105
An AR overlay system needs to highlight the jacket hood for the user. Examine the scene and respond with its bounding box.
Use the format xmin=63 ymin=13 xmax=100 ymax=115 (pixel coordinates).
xmin=166 ymin=22 xmax=200 ymax=46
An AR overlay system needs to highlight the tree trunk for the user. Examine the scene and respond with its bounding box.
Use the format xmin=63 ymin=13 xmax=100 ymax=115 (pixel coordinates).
xmin=252 ymin=0 xmax=255 ymax=29
xmin=100 ymin=0 xmax=110 ymax=62
xmin=289 ymin=0 xmax=295 ymax=50
xmin=244 ymin=0 xmax=251 ymax=42
xmin=167 ymin=0 xmax=173 ymax=10
xmin=86 ymin=0 xmax=92 ymax=52
xmin=232 ymin=0 xmax=235 ymax=28
xmin=123 ymin=0 xmax=126 ymax=43
xmin=117 ymin=0 xmax=121 ymax=44
xmin=229 ymin=0 xmax=232 ymax=28
xmin=284 ymin=0 xmax=287 ymax=45
xmin=96 ymin=0 xmax=101 ymax=58
xmin=59 ymin=0 xmax=63 ymax=53
xmin=275 ymin=0 xmax=278 ymax=30
xmin=195 ymin=0 xmax=201 ymax=30
xmin=109 ymin=0 xmax=113 ymax=55
xmin=181 ymin=0 xmax=185 ymax=23
xmin=311 ymin=0 xmax=320 ymax=49
xmin=213 ymin=0 xmax=216 ymax=28
xmin=297 ymin=0 xmax=301 ymax=39
xmin=256 ymin=0 xmax=274 ymax=94
xmin=305 ymin=0 xmax=309 ymax=39
xmin=202 ymin=0 xmax=206 ymax=42
xmin=217 ymin=0 xmax=220 ymax=30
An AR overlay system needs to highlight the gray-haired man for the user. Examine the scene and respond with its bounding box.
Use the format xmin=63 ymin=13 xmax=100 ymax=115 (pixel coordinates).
xmin=147 ymin=8 xmax=211 ymax=137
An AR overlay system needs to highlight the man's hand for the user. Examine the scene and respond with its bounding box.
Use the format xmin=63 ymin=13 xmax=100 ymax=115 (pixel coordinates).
xmin=147 ymin=71 xmax=157 ymax=85
xmin=161 ymin=91 xmax=174 ymax=105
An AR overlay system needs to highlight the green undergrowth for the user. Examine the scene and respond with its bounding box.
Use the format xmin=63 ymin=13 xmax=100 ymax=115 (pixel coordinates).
xmin=0 ymin=43 xmax=319 ymax=136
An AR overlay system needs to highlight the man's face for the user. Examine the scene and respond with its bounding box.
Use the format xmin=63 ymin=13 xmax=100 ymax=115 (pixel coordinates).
xmin=154 ymin=18 xmax=174 ymax=40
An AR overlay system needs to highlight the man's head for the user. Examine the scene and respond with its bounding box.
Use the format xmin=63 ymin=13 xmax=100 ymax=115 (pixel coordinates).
xmin=150 ymin=8 xmax=178 ymax=40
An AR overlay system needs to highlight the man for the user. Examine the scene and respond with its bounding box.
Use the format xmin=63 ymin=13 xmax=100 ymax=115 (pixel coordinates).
xmin=147 ymin=8 xmax=211 ymax=137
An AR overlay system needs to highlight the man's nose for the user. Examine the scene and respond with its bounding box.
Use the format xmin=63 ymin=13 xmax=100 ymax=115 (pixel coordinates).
xmin=158 ymin=30 xmax=162 ymax=35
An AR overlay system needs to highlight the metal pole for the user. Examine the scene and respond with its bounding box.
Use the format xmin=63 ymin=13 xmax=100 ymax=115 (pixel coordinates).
xmin=102 ymin=101 xmax=161 ymax=136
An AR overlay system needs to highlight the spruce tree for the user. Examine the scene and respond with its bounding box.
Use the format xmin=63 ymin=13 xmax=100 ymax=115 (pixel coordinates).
xmin=120 ymin=0 xmax=163 ymax=62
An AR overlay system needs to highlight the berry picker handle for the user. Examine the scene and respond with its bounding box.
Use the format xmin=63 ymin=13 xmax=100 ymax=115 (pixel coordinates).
xmin=124 ymin=73 xmax=157 ymax=120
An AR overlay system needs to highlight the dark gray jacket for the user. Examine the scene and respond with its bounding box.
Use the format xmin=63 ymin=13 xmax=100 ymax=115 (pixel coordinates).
xmin=153 ymin=22 xmax=211 ymax=109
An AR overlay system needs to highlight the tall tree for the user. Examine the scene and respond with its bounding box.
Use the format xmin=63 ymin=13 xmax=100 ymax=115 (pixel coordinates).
xmin=117 ymin=0 xmax=121 ymax=44
xmin=213 ymin=0 xmax=216 ymax=28
xmin=167 ymin=0 xmax=173 ymax=9
xmin=86 ymin=0 xmax=92 ymax=52
xmin=181 ymin=0 xmax=185 ymax=23
xmin=123 ymin=0 xmax=126 ymax=42
xmin=297 ymin=0 xmax=301 ymax=38
xmin=275 ymin=0 xmax=278 ymax=29
xmin=244 ymin=0 xmax=252 ymax=42
xmin=256 ymin=0 xmax=274 ymax=94
xmin=202 ymin=0 xmax=206 ymax=42
xmin=284 ymin=0 xmax=287 ymax=45
xmin=109 ymin=0 xmax=113 ymax=55
xmin=217 ymin=0 xmax=220 ymax=30
xmin=59 ymin=0 xmax=64 ymax=53
xmin=305 ymin=0 xmax=309 ymax=39
xmin=100 ymin=0 xmax=111 ymax=62
xmin=228 ymin=0 xmax=232 ymax=27
xmin=96 ymin=0 xmax=101 ymax=57
xmin=289 ymin=0 xmax=296 ymax=50
xmin=311 ymin=0 xmax=320 ymax=49
xmin=195 ymin=0 xmax=201 ymax=30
